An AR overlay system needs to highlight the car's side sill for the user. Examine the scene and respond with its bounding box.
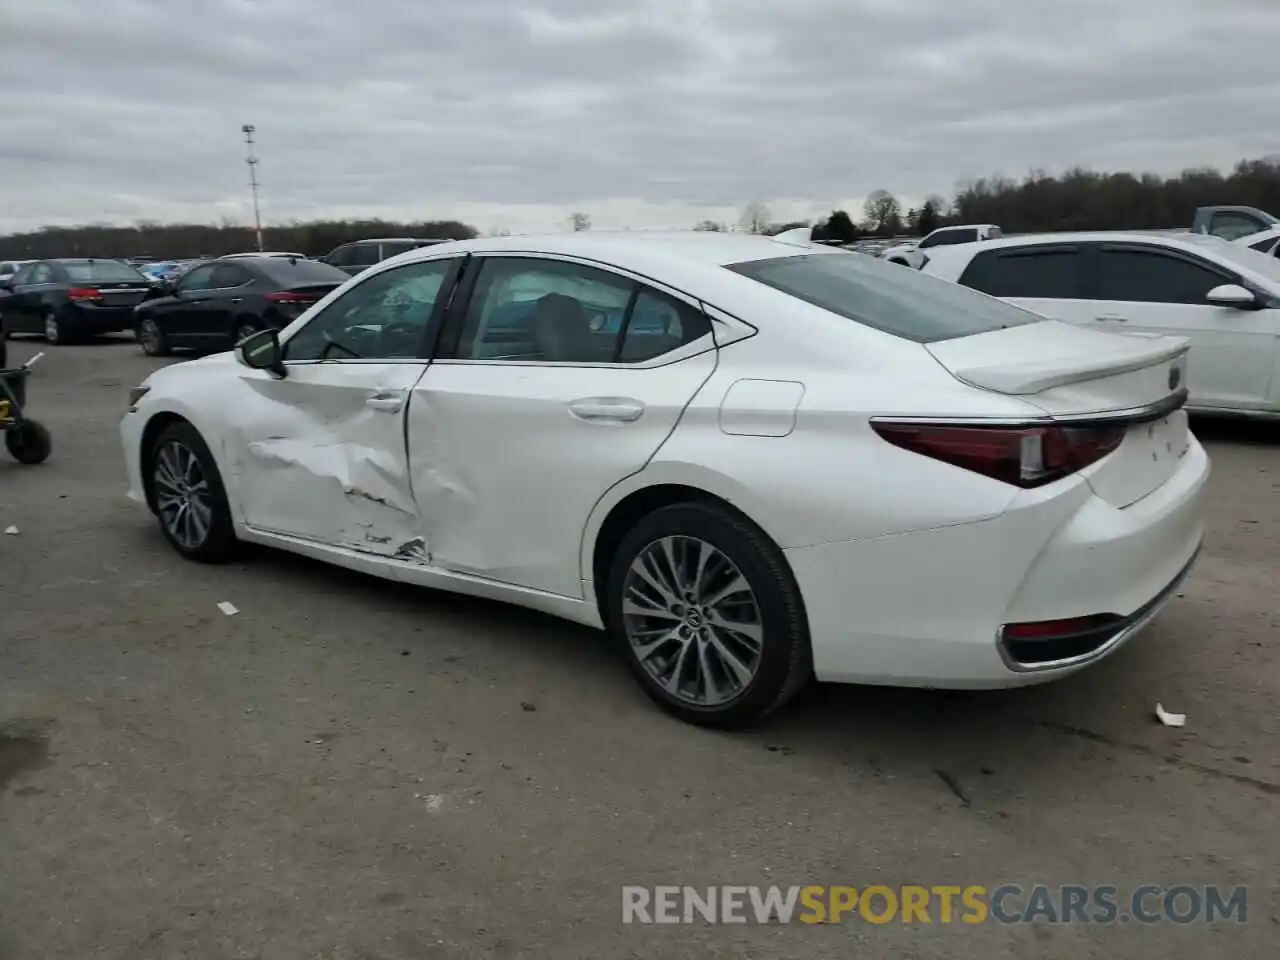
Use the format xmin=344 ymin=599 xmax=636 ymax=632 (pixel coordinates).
xmin=240 ymin=527 xmax=606 ymax=630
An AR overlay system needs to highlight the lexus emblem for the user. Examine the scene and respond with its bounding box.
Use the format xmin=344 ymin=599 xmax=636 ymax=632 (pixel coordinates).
xmin=1168 ymin=366 xmax=1182 ymax=390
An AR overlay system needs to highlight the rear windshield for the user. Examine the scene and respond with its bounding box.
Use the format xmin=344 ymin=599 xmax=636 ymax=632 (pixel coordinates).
xmin=727 ymin=253 xmax=1041 ymax=343
xmin=63 ymin=260 xmax=147 ymax=283
xmin=257 ymin=258 xmax=350 ymax=285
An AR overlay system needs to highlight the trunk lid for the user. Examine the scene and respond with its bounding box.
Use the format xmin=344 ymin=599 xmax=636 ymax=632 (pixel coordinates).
xmin=80 ymin=280 xmax=153 ymax=308
xmin=926 ymin=319 xmax=1191 ymax=508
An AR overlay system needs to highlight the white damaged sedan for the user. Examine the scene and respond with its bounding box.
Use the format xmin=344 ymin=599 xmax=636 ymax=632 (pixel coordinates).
xmin=121 ymin=231 xmax=1208 ymax=727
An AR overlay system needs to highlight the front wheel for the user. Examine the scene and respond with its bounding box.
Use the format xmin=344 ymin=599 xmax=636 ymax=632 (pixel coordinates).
xmin=605 ymin=502 xmax=812 ymax=728
xmin=5 ymin=420 xmax=52 ymax=464
xmin=137 ymin=316 xmax=171 ymax=356
xmin=233 ymin=319 xmax=262 ymax=347
xmin=148 ymin=421 xmax=238 ymax=562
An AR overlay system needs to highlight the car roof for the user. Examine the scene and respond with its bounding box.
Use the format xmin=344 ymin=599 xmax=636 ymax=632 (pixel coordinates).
xmin=390 ymin=230 xmax=833 ymax=269
xmin=351 ymin=237 xmax=443 ymax=244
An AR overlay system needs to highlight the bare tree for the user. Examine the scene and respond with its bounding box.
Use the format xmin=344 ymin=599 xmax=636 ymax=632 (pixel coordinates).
xmin=693 ymin=220 xmax=725 ymax=232
xmin=568 ymin=212 xmax=592 ymax=232
xmin=738 ymin=201 xmax=771 ymax=234
xmin=862 ymin=190 xmax=902 ymax=235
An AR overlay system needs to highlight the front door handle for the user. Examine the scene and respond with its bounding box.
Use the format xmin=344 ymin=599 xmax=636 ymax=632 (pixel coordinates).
xmin=1096 ymin=313 xmax=1128 ymax=322
xmin=569 ymin=397 xmax=645 ymax=423
xmin=366 ymin=393 xmax=406 ymax=413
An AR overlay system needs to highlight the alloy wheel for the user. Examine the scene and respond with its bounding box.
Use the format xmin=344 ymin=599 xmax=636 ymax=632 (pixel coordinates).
xmin=153 ymin=439 xmax=214 ymax=550
xmin=621 ymin=535 xmax=764 ymax=707
xmin=139 ymin=318 xmax=160 ymax=353
xmin=44 ymin=314 xmax=59 ymax=342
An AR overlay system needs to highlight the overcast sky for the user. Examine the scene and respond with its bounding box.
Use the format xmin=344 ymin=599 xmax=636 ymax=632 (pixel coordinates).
xmin=0 ymin=0 xmax=1276 ymax=235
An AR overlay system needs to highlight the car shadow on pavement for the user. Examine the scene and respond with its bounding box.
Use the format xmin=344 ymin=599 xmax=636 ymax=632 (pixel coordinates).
xmin=1191 ymin=415 xmax=1280 ymax=446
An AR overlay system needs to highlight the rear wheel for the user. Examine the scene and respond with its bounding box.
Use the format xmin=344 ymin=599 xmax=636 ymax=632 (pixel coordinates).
xmin=5 ymin=420 xmax=52 ymax=464
xmin=148 ymin=421 xmax=238 ymax=562
xmin=605 ymin=502 xmax=812 ymax=728
xmin=137 ymin=316 xmax=170 ymax=356
xmin=43 ymin=311 xmax=70 ymax=345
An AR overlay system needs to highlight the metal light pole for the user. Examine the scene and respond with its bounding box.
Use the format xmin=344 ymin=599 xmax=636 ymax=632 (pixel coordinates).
xmin=241 ymin=124 xmax=264 ymax=252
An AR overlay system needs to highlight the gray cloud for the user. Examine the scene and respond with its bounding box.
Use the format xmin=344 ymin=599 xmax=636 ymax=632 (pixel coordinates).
xmin=0 ymin=0 xmax=1276 ymax=233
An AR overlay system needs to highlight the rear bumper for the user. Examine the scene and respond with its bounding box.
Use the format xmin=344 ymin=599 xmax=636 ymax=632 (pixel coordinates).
xmin=785 ymin=436 xmax=1209 ymax=688
xmin=65 ymin=304 xmax=137 ymax=333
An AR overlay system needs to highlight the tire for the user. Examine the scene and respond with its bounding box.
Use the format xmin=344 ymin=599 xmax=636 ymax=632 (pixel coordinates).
xmin=605 ymin=502 xmax=812 ymax=728
xmin=136 ymin=316 xmax=171 ymax=356
xmin=147 ymin=421 xmax=238 ymax=562
xmin=233 ymin=318 xmax=262 ymax=346
xmin=43 ymin=311 xmax=70 ymax=345
xmin=5 ymin=420 xmax=52 ymax=464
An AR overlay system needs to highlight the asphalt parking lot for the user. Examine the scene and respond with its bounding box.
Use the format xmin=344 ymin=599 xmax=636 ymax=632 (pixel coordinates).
xmin=1 ymin=336 xmax=1276 ymax=959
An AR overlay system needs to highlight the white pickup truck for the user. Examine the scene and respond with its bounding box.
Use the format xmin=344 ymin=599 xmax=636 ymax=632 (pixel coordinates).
xmin=878 ymin=224 xmax=1003 ymax=268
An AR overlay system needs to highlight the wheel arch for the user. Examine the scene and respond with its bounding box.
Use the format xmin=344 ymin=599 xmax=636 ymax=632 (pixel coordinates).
xmin=582 ymin=464 xmax=793 ymax=621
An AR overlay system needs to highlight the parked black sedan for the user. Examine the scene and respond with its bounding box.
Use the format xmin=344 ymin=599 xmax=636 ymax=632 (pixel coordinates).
xmin=0 ymin=258 xmax=160 ymax=345
xmin=133 ymin=256 xmax=350 ymax=356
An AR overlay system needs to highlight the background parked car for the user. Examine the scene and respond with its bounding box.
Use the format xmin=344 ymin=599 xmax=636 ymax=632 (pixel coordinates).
xmin=133 ymin=255 xmax=350 ymax=356
xmin=0 ymin=258 xmax=159 ymax=344
xmin=0 ymin=259 xmax=32 ymax=285
xmin=1235 ymin=226 xmax=1280 ymax=257
xmin=320 ymin=238 xmax=452 ymax=276
xmin=880 ymin=224 xmax=1003 ymax=268
xmin=920 ymin=231 xmax=1280 ymax=418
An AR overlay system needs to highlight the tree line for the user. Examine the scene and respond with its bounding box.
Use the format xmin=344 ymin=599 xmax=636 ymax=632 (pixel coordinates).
xmin=728 ymin=156 xmax=1280 ymax=243
xmin=0 ymin=218 xmax=480 ymax=261
xmin=2 ymin=156 xmax=1278 ymax=259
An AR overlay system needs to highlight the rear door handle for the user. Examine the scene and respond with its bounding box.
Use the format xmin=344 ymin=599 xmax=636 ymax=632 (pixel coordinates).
xmin=366 ymin=392 xmax=406 ymax=413
xmin=1096 ymin=313 xmax=1128 ymax=322
xmin=569 ymin=397 xmax=645 ymax=423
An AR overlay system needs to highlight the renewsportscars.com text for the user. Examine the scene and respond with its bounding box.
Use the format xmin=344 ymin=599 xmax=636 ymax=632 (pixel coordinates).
xmin=622 ymin=884 xmax=1248 ymax=925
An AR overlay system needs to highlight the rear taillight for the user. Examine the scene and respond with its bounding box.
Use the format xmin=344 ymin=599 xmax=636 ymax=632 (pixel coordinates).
xmin=871 ymin=422 xmax=1125 ymax=488
xmin=68 ymin=287 xmax=102 ymax=302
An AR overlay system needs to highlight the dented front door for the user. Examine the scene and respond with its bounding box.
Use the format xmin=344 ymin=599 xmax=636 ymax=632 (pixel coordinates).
xmin=230 ymin=361 xmax=430 ymax=559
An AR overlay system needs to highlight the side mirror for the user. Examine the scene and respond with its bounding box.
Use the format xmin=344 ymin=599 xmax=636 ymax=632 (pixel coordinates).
xmin=236 ymin=328 xmax=286 ymax=377
xmin=1206 ymin=283 xmax=1258 ymax=309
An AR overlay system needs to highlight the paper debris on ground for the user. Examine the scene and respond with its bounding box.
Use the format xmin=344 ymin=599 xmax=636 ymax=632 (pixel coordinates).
xmin=1155 ymin=703 xmax=1186 ymax=727
xmin=3 ymin=525 xmax=18 ymax=535
xmin=216 ymin=601 xmax=240 ymax=617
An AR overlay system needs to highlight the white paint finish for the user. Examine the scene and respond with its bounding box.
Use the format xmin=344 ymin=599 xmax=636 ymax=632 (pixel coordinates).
xmin=227 ymin=362 xmax=430 ymax=559
xmin=120 ymin=230 xmax=1215 ymax=696
xmin=406 ymin=351 xmax=718 ymax=598
xmin=921 ymin=231 xmax=1280 ymax=416
xmin=926 ymin=319 xmax=1188 ymax=401
xmin=717 ymin=378 xmax=804 ymax=437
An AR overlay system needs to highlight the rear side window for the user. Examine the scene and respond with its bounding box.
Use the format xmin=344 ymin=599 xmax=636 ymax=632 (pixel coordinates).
xmin=380 ymin=241 xmax=420 ymax=258
xmin=728 ymin=253 xmax=1040 ymax=344
xmin=211 ymin=262 xmax=252 ymax=287
xmin=619 ymin=289 xmax=712 ymax=362
xmin=920 ymin=228 xmax=979 ymax=248
xmin=1211 ymin=212 xmax=1268 ymax=241
xmin=1096 ymin=248 xmax=1230 ymax=304
xmin=959 ymin=248 xmax=1084 ymax=298
xmin=63 ymin=260 xmax=146 ymax=283
xmin=351 ymin=244 xmax=382 ymax=267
